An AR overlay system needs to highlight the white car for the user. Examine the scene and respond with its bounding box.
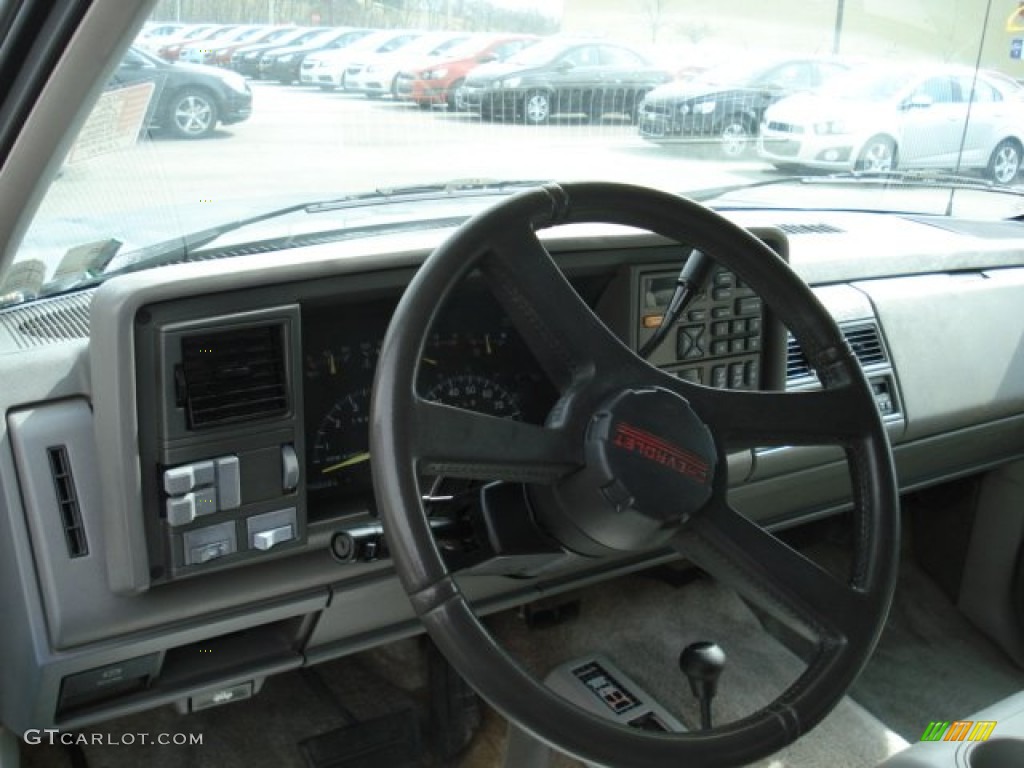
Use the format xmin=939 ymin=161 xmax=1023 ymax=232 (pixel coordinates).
xmin=759 ymin=64 xmax=1024 ymax=183
xmin=343 ymin=32 xmax=472 ymax=99
xmin=299 ymin=29 xmax=423 ymax=91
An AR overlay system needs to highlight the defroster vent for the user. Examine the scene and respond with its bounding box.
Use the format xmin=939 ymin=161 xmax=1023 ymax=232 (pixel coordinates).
xmin=177 ymin=324 xmax=289 ymax=429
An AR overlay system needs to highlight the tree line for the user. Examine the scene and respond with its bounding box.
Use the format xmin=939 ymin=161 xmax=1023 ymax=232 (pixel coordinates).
xmin=151 ymin=0 xmax=559 ymax=35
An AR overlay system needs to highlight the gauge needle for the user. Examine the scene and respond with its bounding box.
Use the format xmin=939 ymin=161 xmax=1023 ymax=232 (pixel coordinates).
xmin=321 ymin=452 xmax=371 ymax=474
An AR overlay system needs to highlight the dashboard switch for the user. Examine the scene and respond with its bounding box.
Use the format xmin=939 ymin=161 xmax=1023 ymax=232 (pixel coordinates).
xmin=281 ymin=444 xmax=300 ymax=492
xmin=215 ymin=456 xmax=241 ymax=509
xmin=253 ymin=524 xmax=294 ymax=551
xmin=163 ymin=460 xmax=214 ymax=496
xmin=190 ymin=540 xmax=231 ymax=564
xmin=182 ymin=522 xmax=237 ymax=566
xmin=166 ymin=496 xmax=196 ymax=527
xmin=246 ymin=507 xmax=298 ymax=551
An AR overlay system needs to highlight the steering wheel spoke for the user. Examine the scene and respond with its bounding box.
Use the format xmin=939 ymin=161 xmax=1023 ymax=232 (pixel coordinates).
xmin=664 ymin=380 xmax=874 ymax=451
xmin=412 ymin=397 xmax=580 ymax=483
xmin=674 ymin=499 xmax=871 ymax=645
xmin=480 ymin=223 xmax=640 ymax=391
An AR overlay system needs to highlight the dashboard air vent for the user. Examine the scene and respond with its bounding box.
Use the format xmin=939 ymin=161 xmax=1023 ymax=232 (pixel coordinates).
xmin=47 ymin=446 xmax=88 ymax=558
xmin=843 ymin=325 xmax=887 ymax=367
xmin=177 ymin=324 xmax=289 ymax=429
xmin=787 ymin=322 xmax=888 ymax=382
xmin=776 ymin=223 xmax=844 ymax=236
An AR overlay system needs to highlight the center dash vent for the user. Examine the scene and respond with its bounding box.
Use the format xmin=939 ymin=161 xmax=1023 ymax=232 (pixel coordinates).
xmin=787 ymin=322 xmax=888 ymax=382
xmin=177 ymin=324 xmax=289 ymax=429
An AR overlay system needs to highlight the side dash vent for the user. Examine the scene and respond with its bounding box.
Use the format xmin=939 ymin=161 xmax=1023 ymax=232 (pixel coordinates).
xmin=177 ymin=324 xmax=289 ymax=430
xmin=47 ymin=446 xmax=88 ymax=558
xmin=787 ymin=322 xmax=888 ymax=383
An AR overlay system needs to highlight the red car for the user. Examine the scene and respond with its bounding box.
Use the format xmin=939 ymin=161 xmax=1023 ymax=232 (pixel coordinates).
xmin=156 ymin=24 xmax=239 ymax=62
xmin=395 ymin=34 xmax=537 ymax=110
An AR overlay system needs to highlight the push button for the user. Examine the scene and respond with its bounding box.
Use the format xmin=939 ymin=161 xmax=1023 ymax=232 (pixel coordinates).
xmin=166 ymin=496 xmax=196 ymax=527
xmin=163 ymin=460 xmax=215 ymax=496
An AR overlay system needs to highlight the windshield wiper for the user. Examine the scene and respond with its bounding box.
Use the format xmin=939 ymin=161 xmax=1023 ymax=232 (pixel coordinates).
xmin=32 ymin=178 xmax=552 ymax=301
xmin=306 ymin=178 xmax=553 ymax=213
xmin=687 ymin=170 xmax=1024 ymax=204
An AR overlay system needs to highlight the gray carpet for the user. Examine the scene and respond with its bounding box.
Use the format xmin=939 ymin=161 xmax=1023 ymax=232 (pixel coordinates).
xmin=848 ymin=554 xmax=1024 ymax=742
xmin=461 ymin=570 xmax=907 ymax=768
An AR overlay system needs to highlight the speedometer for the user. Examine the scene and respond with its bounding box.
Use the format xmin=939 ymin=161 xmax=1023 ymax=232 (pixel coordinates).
xmin=309 ymin=387 xmax=373 ymax=493
xmin=424 ymin=374 xmax=521 ymax=419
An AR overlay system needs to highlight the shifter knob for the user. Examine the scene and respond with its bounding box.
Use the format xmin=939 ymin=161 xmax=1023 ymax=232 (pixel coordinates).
xmin=679 ymin=641 xmax=726 ymax=730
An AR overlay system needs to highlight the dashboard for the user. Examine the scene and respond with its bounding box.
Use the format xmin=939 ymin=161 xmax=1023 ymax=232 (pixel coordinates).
xmin=2 ymin=211 xmax=1024 ymax=735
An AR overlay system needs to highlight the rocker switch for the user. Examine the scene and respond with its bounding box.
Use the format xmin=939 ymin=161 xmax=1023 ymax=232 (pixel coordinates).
xmin=253 ymin=524 xmax=293 ymax=551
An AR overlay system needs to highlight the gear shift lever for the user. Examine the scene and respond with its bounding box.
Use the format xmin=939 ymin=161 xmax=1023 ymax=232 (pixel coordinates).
xmin=679 ymin=641 xmax=726 ymax=730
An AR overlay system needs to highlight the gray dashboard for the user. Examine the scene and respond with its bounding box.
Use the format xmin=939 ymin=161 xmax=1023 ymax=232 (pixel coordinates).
xmin=1 ymin=211 xmax=1024 ymax=735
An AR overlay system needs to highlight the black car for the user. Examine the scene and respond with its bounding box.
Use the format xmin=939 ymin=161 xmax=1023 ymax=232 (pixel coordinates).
xmin=258 ymin=27 xmax=371 ymax=84
xmin=230 ymin=26 xmax=326 ymax=79
xmin=637 ymin=57 xmax=850 ymax=158
xmin=109 ymin=46 xmax=252 ymax=139
xmin=461 ymin=38 xmax=672 ymax=124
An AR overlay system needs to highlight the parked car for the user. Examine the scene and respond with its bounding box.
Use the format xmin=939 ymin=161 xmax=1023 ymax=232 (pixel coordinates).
xmin=300 ymin=29 xmax=424 ymax=91
xmin=395 ymin=34 xmax=538 ymax=110
xmin=344 ymin=32 xmax=472 ymax=99
xmin=134 ymin=21 xmax=190 ymax=51
xmin=156 ymin=24 xmax=238 ymax=62
xmin=178 ymin=25 xmax=290 ymax=67
xmin=638 ymin=58 xmax=851 ymax=158
xmin=230 ymin=26 xmax=325 ymax=79
xmin=460 ymin=38 xmax=672 ymax=124
xmin=759 ymin=63 xmax=1024 ymax=183
xmin=258 ymin=27 xmax=372 ymax=85
xmin=109 ymin=46 xmax=253 ymax=139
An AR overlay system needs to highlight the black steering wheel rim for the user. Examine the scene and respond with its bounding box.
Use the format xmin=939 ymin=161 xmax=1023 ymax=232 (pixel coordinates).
xmin=370 ymin=181 xmax=899 ymax=767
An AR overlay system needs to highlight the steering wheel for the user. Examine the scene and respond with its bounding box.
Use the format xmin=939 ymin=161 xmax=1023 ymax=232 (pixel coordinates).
xmin=370 ymin=182 xmax=899 ymax=767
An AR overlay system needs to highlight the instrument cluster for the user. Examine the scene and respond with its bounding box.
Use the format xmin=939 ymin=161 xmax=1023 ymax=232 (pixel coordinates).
xmin=301 ymin=290 xmax=558 ymax=517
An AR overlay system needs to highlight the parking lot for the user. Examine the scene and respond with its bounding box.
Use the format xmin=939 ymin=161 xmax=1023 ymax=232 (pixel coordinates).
xmin=29 ymin=77 xmax=1024 ymax=270
xmin=48 ymin=80 xmax=773 ymax=219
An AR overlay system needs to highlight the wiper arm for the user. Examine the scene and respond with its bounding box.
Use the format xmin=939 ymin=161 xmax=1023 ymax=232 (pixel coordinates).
xmin=306 ymin=178 xmax=552 ymax=213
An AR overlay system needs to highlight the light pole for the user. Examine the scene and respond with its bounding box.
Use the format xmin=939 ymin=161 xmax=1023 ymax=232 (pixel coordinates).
xmin=833 ymin=0 xmax=845 ymax=54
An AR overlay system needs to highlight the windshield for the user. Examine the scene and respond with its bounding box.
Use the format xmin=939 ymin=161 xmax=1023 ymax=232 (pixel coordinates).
xmin=5 ymin=0 xmax=1024 ymax=303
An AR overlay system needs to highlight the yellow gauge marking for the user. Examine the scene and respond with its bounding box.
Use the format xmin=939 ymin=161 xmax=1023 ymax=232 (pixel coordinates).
xmin=422 ymin=357 xmax=438 ymax=365
xmin=327 ymin=352 xmax=336 ymax=375
xmin=485 ymin=333 xmax=492 ymax=355
xmin=321 ymin=452 xmax=371 ymax=474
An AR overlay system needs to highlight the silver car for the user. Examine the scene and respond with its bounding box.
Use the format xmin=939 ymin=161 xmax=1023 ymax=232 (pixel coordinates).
xmin=759 ymin=64 xmax=1024 ymax=183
